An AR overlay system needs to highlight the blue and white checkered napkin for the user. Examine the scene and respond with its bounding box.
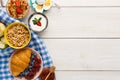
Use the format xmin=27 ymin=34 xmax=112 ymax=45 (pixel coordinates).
xmin=0 ymin=9 xmax=53 ymax=80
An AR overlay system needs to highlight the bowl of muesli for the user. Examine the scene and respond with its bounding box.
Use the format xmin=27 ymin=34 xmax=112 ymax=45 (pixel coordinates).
xmin=4 ymin=22 xmax=31 ymax=49
xmin=6 ymin=0 xmax=29 ymax=19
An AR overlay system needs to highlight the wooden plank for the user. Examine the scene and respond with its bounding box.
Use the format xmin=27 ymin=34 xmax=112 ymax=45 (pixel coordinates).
xmin=43 ymin=39 xmax=120 ymax=70
xmin=2 ymin=7 xmax=120 ymax=38
xmin=1 ymin=0 xmax=120 ymax=7
xmin=55 ymin=0 xmax=120 ymax=6
xmin=56 ymin=71 xmax=120 ymax=80
xmin=37 ymin=7 xmax=120 ymax=38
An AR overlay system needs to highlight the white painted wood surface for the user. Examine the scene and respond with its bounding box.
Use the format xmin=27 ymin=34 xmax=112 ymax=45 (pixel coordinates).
xmin=1 ymin=0 xmax=120 ymax=80
xmin=44 ymin=39 xmax=120 ymax=70
xmin=56 ymin=71 xmax=120 ymax=80
xmin=41 ymin=7 xmax=120 ymax=38
xmin=2 ymin=0 xmax=120 ymax=7
xmin=22 ymin=7 xmax=120 ymax=38
xmin=56 ymin=0 xmax=120 ymax=6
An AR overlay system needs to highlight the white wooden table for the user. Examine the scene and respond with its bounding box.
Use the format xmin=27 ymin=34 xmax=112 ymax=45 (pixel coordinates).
xmin=1 ymin=0 xmax=120 ymax=80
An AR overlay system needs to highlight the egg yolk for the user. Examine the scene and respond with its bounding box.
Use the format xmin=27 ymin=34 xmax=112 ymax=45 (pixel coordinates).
xmin=37 ymin=4 xmax=43 ymax=9
xmin=44 ymin=0 xmax=51 ymax=6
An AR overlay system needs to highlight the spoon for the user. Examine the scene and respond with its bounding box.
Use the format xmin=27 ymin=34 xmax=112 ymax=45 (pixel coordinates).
xmin=45 ymin=66 xmax=56 ymax=80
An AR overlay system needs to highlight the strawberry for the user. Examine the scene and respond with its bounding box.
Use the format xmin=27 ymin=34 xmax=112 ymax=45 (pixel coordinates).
xmin=36 ymin=22 xmax=42 ymax=26
xmin=32 ymin=17 xmax=42 ymax=26
xmin=15 ymin=0 xmax=21 ymax=7
xmin=16 ymin=8 xmax=23 ymax=14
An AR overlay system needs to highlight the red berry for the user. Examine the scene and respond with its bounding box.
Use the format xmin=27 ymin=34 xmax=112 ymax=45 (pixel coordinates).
xmin=30 ymin=72 xmax=34 ymax=76
xmin=34 ymin=56 xmax=38 ymax=61
xmin=34 ymin=62 xmax=39 ymax=67
xmin=30 ymin=75 xmax=34 ymax=79
xmin=34 ymin=57 xmax=41 ymax=63
xmin=16 ymin=8 xmax=23 ymax=14
xmin=31 ymin=68 xmax=36 ymax=72
xmin=36 ymin=22 xmax=42 ymax=26
xmin=25 ymin=75 xmax=31 ymax=80
xmin=15 ymin=0 xmax=21 ymax=7
xmin=37 ymin=58 xmax=41 ymax=63
xmin=37 ymin=67 xmax=40 ymax=71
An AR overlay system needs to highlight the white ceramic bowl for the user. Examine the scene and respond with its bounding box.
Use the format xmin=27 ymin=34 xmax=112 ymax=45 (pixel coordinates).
xmin=28 ymin=13 xmax=48 ymax=32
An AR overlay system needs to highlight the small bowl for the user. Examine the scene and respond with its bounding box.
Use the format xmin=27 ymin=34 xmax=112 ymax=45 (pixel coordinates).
xmin=4 ymin=22 xmax=31 ymax=49
xmin=40 ymin=68 xmax=55 ymax=80
xmin=30 ymin=0 xmax=52 ymax=13
xmin=6 ymin=0 xmax=29 ymax=19
xmin=9 ymin=48 xmax=43 ymax=80
xmin=28 ymin=13 xmax=48 ymax=32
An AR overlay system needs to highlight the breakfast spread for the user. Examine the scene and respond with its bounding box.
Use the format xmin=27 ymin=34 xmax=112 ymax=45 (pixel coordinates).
xmin=4 ymin=22 xmax=31 ymax=49
xmin=7 ymin=0 xmax=29 ymax=19
xmin=9 ymin=48 xmax=42 ymax=80
xmin=0 ymin=0 xmax=55 ymax=79
xmin=30 ymin=0 xmax=52 ymax=13
xmin=28 ymin=13 xmax=48 ymax=32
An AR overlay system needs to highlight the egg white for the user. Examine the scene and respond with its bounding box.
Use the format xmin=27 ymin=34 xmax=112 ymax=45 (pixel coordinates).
xmin=33 ymin=3 xmax=43 ymax=13
xmin=31 ymin=0 xmax=36 ymax=3
xmin=43 ymin=0 xmax=52 ymax=10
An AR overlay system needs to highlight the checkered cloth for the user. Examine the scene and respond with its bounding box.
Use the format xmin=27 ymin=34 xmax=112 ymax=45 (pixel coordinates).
xmin=0 ymin=9 xmax=53 ymax=80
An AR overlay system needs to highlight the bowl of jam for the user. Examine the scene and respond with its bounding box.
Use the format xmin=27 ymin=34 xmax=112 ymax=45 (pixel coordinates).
xmin=40 ymin=68 xmax=55 ymax=80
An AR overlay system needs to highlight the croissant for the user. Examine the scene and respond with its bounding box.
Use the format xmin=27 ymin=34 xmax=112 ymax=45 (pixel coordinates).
xmin=10 ymin=48 xmax=32 ymax=77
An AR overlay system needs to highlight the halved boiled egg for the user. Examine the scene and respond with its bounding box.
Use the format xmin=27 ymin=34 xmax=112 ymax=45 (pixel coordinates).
xmin=30 ymin=0 xmax=52 ymax=13
xmin=43 ymin=0 xmax=52 ymax=10
xmin=33 ymin=3 xmax=43 ymax=13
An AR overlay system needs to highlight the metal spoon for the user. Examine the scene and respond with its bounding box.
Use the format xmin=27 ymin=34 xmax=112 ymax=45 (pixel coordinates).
xmin=45 ymin=66 xmax=56 ymax=80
